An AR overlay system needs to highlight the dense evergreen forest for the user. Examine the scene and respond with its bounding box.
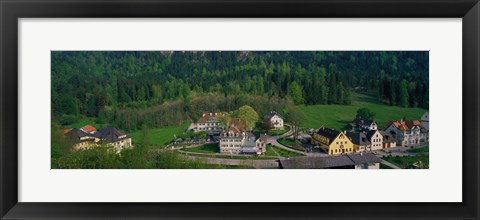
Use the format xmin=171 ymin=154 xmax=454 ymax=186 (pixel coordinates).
xmin=52 ymin=51 xmax=428 ymax=130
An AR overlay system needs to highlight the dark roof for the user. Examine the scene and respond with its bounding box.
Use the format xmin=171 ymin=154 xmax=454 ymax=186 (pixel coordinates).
xmin=257 ymin=134 xmax=269 ymax=143
xmin=64 ymin=128 xmax=95 ymax=144
xmin=95 ymin=127 xmax=130 ymax=143
xmin=279 ymin=155 xmax=353 ymax=169
xmin=264 ymin=111 xmax=282 ymax=119
xmin=316 ymin=127 xmax=340 ymax=142
xmin=348 ymin=153 xmax=382 ymax=164
xmin=352 ymin=118 xmax=375 ymax=126
xmin=346 ymin=131 xmax=370 ymax=146
xmin=279 ymin=153 xmax=381 ymax=169
xmin=380 ymin=131 xmax=397 ymax=143
xmin=366 ymin=130 xmax=379 ymax=140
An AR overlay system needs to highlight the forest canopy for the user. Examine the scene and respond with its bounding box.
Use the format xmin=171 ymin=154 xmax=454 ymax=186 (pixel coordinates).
xmin=51 ymin=51 xmax=428 ymax=130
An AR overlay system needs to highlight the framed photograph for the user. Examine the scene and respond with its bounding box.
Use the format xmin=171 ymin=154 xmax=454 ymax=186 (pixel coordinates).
xmin=1 ymin=0 xmax=479 ymax=219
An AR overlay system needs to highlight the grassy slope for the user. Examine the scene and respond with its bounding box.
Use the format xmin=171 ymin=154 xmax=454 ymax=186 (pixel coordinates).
xmin=298 ymin=92 xmax=427 ymax=130
xmin=130 ymin=122 xmax=190 ymax=147
xmin=67 ymin=116 xmax=106 ymax=130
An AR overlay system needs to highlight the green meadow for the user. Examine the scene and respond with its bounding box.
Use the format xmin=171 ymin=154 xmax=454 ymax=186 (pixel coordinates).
xmin=130 ymin=122 xmax=190 ymax=147
xmin=298 ymin=92 xmax=427 ymax=131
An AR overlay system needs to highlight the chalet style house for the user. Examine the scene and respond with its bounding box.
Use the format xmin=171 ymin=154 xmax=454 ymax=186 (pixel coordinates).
xmin=263 ymin=111 xmax=284 ymax=130
xmin=346 ymin=130 xmax=384 ymax=152
xmin=189 ymin=112 xmax=223 ymax=135
xmin=64 ymin=126 xmax=132 ymax=152
xmin=311 ymin=126 xmax=354 ymax=155
xmin=219 ymin=118 xmax=266 ymax=155
xmin=380 ymin=131 xmax=397 ymax=148
xmin=64 ymin=128 xmax=98 ymax=150
xmin=349 ymin=118 xmax=378 ymax=131
xmin=385 ymin=119 xmax=428 ymax=146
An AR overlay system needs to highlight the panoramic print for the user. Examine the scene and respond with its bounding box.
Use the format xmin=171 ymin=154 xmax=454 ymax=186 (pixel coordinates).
xmin=51 ymin=51 xmax=429 ymax=169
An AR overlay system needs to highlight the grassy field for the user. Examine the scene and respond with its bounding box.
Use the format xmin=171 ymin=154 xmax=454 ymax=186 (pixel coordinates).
xmin=130 ymin=122 xmax=190 ymax=147
xmin=383 ymin=155 xmax=429 ymax=169
xmin=298 ymin=92 xmax=427 ymax=130
xmin=268 ymin=144 xmax=305 ymax=157
xmin=253 ymin=126 xmax=290 ymax=136
xmin=183 ymin=143 xmax=219 ymax=153
xmin=265 ymin=145 xmax=279 ymax=157
xmin=67 ymin=116 xmax=106 ymax=130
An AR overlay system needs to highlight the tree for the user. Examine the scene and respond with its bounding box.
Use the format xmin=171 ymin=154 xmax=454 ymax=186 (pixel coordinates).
xmin=399 ymin=79 xmax=409 ymax=107
xmin=288 ymin=81 xmax=304 ymax=105
xmin=356 ymin=107 xmax=375 ymax=120
xmin=285 ymin=106 xmax=305 ymax=141
xmin=236 ymin=105 xmax=259 ymax=131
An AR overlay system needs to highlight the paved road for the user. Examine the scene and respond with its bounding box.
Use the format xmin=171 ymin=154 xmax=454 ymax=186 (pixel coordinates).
xmin=265 ymin=124 xmax=307 ymax=156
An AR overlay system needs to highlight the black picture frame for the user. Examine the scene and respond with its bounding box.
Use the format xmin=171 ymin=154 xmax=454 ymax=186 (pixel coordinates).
xmin=1 ymin=0 xmax=479 ymax=219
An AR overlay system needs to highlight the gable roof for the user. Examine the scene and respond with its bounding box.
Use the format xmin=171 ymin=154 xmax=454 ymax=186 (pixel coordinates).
xmin=387 ymin=120 xmax=423 ymax=131
xmin=380 ymin=131 xmax=397 ymax=143
xmin=64 ymin=128 xmax=95 ymax=144
xmin=264 ymin=111 xmax=282 ymax=119
xmin=228 ymin=118 xmax=246 ymax=131
xmin=316 ymin=126 xmax=341 ymax=143
xmin=63 ymin=128 xmax=73 ymax=134
xmin=198 ymin=112 xmax=223 ymax=123
xmin=95 ymin=127 xmax=130 ymax=143
xmin=352 ymin=118 xmax=376 ymax=126
xmin=366 ymin=130 xmax=380 ymax=140
xmin=346 ymin=131 xmax=370 ymax=146
xmin=81 ymin=125 xmax=97 ymax=133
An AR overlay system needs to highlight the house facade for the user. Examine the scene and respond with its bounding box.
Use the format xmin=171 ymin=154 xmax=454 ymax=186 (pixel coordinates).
xmin=65 ymin=126 xmax=132 ymax=152
xmin=346 ymin=131 xmax=371 ymax=152
xmin=380 ymin=131 xmax=397 ymax=149
xmin=65 ymin=128 xmax=99 ymax=150
xmin=311 ymin=126 xmax=354 ymax=155
xmin=346 ymin=130 xmax=383 ymax=152
xmin=95 ymin=127 xmax=133 ymax=152
xmin=366 ymin=130 xmax=383 ymax=151
xmin=263 ymin=111 xmax=284 ymax=130
xmin=190 ymin=112 xmax=223 ymax=135
xmin=385 ymin=119 xmax=427 ymax=146
xmin=219 ymin=120 xmax=264 ymax=155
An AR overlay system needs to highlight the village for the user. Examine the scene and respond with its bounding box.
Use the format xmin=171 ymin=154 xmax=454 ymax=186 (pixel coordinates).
xmin=62 ymin=108 xmax=429 ymax=169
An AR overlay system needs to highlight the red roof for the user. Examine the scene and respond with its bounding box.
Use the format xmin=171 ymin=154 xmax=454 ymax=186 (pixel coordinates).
xmin=228 ymin=118 xmax=246 ymax=131
xmin=387 ymin=120 xmax=421 ymax=131
xmin=198 ymin=112 xmax=223 ymax=123
xmin=81 ymin=125 xmax=97 ymax=133
xmin=63 ymin=128 xmax=73 ymax=134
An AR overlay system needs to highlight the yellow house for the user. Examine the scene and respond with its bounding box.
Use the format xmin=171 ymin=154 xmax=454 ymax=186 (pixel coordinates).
xmin=311 ymin=126 xmax=355 ymax=155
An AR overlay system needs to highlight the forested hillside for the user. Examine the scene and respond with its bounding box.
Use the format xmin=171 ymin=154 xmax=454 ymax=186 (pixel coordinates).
xmin=51 ymin=51 xmax=428 ymax=130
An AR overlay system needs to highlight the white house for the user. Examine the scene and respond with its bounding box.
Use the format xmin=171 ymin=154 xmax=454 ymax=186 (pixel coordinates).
xmin=189 ymin=112 xmax=223 ymax=135
xmin=263 ymin=111 xmax=284 ymax=130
